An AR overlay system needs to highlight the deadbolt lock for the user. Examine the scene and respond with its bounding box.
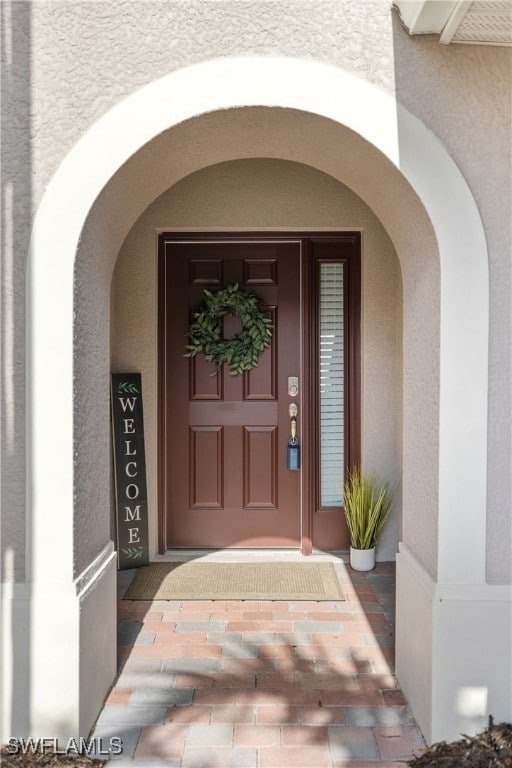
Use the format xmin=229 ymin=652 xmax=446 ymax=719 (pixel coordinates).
xmin=288 ymin=376 xmax=299 ymax=396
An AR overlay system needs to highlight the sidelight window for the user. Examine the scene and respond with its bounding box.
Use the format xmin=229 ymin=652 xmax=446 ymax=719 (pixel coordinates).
xmin=319 ymin=262 xmax=345 ymax=508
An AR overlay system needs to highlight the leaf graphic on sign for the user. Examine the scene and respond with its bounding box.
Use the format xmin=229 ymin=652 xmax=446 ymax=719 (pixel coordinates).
xmin=117 ymin=382 xmax=140 ymax=394
xmin=122 ymin=547 xmax=144 ymax=559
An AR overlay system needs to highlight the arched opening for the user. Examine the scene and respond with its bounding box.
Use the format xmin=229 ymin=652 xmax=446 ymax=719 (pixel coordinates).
xmin=25 ymin=58 xmax=490 ymax=742
xmin=112 ymin=157 xmax=403 ymax=559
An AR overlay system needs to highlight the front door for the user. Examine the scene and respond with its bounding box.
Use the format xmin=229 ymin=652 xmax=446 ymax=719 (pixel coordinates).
xmin=159 ymin=232 xmax=361 ymax=552
xmin=161 ymin=238 xmax=301 ymax=548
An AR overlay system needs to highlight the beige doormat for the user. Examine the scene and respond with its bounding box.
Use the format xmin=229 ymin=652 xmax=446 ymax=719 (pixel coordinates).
xmin=123 ymin=561 xmax=344 ymax=601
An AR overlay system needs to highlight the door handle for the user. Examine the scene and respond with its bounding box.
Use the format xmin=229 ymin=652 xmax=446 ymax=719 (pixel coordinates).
xmin=288 ymin=402 xmax=298 ymax=443
xmin=287 ymin=402 xmax=300 ymax=470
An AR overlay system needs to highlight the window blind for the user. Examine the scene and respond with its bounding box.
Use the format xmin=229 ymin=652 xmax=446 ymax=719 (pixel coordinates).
xmin=319 ymin=263 xmax=344 ymax=507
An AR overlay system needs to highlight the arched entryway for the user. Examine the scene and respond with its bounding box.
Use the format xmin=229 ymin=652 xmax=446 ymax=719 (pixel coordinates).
xmin=24 ymin=57 xmax=492 ymax=743
xmin=112 ymin=158 xmax=403 ymax=561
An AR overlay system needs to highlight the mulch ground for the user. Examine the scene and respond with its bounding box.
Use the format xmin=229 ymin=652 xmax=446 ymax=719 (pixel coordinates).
xmin=408 ymin=721 xmax=512 ymax=767
xmin=0 ymin=749 xmax=105 ymax=767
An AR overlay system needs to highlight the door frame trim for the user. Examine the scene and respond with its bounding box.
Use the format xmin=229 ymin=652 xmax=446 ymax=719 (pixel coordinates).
xmin=304 ymin=236 xmax=362 ymax=554
xmin=157 ymin=231 xmax=361 ymax=555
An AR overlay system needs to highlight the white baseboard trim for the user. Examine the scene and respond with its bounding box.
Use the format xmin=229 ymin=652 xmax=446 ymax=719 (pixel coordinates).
xmin=75 ymin=541 xmax=116 ymax=597
xmin=1 ymin=543 xmax=117 ymax=741
xmin=397 ymin=542 xmax=512 ymax=744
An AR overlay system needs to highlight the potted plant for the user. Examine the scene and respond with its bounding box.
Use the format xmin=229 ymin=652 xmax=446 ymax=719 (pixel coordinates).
xmin=343 ymin=467 xmax=393 ymax=571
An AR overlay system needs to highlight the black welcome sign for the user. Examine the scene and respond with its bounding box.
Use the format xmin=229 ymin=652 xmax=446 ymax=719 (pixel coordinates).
xmin=111 ymin=373 xmax=150 ymax=570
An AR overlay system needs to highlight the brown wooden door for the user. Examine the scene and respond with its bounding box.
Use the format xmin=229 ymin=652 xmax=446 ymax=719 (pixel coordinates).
xmin=162 ymin=240 xmax=301 ymax=548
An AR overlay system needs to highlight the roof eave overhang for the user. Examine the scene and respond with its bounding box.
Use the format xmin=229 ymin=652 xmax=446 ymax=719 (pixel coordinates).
xmin=394 ymin=0 xmax=512 ymax=46
xmin=394 ymin=0 xmax=460 ymax=35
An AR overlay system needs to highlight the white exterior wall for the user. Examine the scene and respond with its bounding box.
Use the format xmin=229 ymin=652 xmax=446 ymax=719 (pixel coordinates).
xmin=111 ymin=159 xmax=403 ymax=561
xmin=0 ymin=0 xmax=510 ymax=747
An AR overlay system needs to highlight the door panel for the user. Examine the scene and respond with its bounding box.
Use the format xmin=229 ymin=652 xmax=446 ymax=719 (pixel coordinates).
xmin=163 ymin=240 xmax=301 ymax=548
xmin=189 ymin=427 xmax=223 ymax=509
xmin=243 ymin=426 xmax=278 ymax=509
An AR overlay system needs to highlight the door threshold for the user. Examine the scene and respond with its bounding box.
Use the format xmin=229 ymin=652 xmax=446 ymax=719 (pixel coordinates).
xmin=156 ymin=548 xmax=349 ymax=564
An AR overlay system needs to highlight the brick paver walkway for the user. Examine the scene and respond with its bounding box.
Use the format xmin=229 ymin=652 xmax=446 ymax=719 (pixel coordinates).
xmin=93 ymin=561 xmax=425 ymax=766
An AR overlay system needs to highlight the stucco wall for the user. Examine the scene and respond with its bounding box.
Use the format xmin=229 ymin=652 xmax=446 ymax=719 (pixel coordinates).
xmin=111 ymin=159 xmax=403 ymax=559
xmin=1 ymin=0 xmax=510 ymax=582
xmin=389 ymin=16 xmax=511 ymax=584
xmin=28 ymin=0 xmax=395 ymax=206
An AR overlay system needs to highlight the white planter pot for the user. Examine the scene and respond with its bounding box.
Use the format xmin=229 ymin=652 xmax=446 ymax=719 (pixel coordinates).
xmin=350 ymin=546 xmax=376 ymax=572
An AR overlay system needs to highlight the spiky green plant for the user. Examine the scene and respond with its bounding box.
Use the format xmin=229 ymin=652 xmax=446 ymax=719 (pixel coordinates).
xmin=343 ymin=467 xmax=393 ymax=550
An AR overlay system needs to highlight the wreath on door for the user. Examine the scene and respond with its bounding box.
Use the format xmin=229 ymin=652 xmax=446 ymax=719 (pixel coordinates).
xmin=184 ymin=283 xmax=273 ymax=375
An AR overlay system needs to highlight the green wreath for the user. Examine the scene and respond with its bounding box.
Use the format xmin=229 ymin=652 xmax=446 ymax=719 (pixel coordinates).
xmin=184 ymin=283 xmax=273 ymax=375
